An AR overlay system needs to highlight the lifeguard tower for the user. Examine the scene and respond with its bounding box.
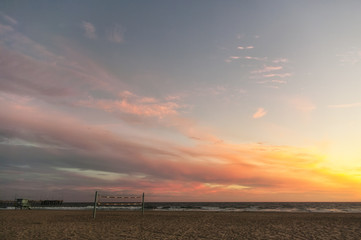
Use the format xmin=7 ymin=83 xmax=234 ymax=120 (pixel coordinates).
xmin=15 ymin=199 xmax=31 ymax=209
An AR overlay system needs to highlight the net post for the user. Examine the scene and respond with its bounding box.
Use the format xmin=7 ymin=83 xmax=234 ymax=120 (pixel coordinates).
xmin=93 ymin=191 xmax=98 ymax=219
xmin=142 ymin=192 xmax=145 ymax=215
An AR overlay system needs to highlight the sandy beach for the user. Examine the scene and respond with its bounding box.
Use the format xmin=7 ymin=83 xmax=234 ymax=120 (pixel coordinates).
xmin=1 ymin=210 xmax=361 ymax=239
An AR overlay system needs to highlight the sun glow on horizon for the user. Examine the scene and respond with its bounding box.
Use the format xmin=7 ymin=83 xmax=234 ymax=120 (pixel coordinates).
xmin=1 ymin=1 xmax=361 ymax=201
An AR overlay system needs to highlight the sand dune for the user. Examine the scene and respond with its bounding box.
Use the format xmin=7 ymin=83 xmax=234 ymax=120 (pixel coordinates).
xmin=1 ymin=210 xmax=361 ymax=239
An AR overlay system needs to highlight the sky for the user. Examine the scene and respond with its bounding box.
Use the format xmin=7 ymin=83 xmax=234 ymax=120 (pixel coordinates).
xmin=1 ymin=1 xmax=361 ymax=202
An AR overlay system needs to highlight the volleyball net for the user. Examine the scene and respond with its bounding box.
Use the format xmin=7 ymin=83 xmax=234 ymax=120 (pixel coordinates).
xmin=93 ymin=191 xmax=145 ymax=219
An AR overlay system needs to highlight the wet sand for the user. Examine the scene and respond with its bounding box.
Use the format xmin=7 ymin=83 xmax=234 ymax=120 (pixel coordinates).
xmin=1 ymin=210 xmax=361 ymax=239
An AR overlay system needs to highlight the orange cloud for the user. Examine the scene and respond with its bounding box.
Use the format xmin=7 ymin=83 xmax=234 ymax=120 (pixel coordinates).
xmin=2 ymin=96 xmax=361 ymax=201
xmin=77 ymin=90 xmax=181 ymax=119
xmin=3 ymin=22 xmax=361 ymax=202
xmin=253 ymin=108 xmax=267 ymax=119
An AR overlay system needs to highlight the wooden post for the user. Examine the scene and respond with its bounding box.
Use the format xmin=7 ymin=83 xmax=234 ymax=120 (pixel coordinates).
xmin=142 ymin=192 xmax=145 ymax=215
xmin=93 ymin=191 xmax=98 ymax=219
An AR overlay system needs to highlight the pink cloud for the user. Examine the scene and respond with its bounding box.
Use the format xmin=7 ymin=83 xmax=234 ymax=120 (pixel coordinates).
xmin=78 ymin=92 xmax=181 ymax=119
xmin=249 ymin=59 xmax=292 ymax=88
xmin=253 ymin=108 xmax=267 ymax=119
xmin=288 ymin=96 xmax=316 ymax=113
xmin=139 ymin=97 xmax=157 ymax=103
xmin=0 ymin=26 xmax=124 ymax=100
xmin=106 ymin=99 xmax=178 ymax=117
xmin=244 ymin=56 xmax=267 ymax=61
xmin=119 ymin=90 xmax=135 ymax=98
xmin=262 ymin=73 xmax=292 ymax=78
xmin=1 ymin=96 xmax=357 ymax=201
xmin=1 ymin=21 xmax=358 ymax=202
xmin=166 ymin=115 xmax=222 ymax=144
xmin=226 ymin=56 xmax=241 ymax=62
xmin=252 ymin=65 xmax=283 ymax=74
xmin=0 ymin=24 xmax=219 ymax=147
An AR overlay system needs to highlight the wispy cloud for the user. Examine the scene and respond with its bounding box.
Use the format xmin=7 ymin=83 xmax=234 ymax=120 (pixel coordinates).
xmin=328 ymin=102 xmax=361 ymax=108
xmin=253 ymin=108 xmax=267 ymax=119
xmin=0 ymin=22 xmax=59 ymax=62
xmin=237 ymin=46 xmax=254 ymax=50
xmin=289 ymin=96 xmax=316 ymax=113
xmin=225 ymin=35 xmax=292 ymax=89
xmin=249 ymin=58 xmax=292 ymax=88
xmin=262 ymin=73 xmax=292 ymax=78
xmin=0 ymin=23 xmax=14 ymax=34
xmin=337 ymin=48 xmax=361 ymax=66
xmin=244 ymin=56 xmax=267 ymax=61
xmin=0 ymin=45 xmax=121 ymax=98
xmin=165 ymin=95 xmax=182 ymax=101
xmin=107 ymin=24 xmax=125 ymax=43
xmin=224 ymin=49 xmax=292 ymax=88
xmin=2 ymin=22 xmax=357 ymax=202
xmin=252 ymin=65 xmax=283 ymax=74
xmin=77 ymin=92 xmax=181 ymax=119
xmin=226 ymin=55 xmax=267 ymax=63
xmin=0 ymin=13 xmax=17 ymax=25
xmin=225 ymin=55 xmax=241 ymax=62
xmin=1 ymin=92 xmax=359 ymax=201
xmin=0 ymin=22 xmax=125 ymax=100
xmin=273 ymin=58 xmax=288 ymax=63
xmin=81 ymin=21 xmax=97 ymax=39
xmin=0 ymin=96 xmax=349 ymax=201
xmin=258 ymin=79 xmax=287 ymax=84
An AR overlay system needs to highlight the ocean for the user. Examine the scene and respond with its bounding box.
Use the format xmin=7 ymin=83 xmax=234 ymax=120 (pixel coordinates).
xmin=2 ymin=201 xmax=361 ymax=213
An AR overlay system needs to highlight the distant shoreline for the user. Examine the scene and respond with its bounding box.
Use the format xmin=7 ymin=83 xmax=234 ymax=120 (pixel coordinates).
xmin=3 ymin=201 xmax=361 ymax=213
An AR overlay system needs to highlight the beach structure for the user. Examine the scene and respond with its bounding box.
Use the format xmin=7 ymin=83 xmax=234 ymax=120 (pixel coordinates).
xmin=41 ymin=200 xmax=63 ymax=206
xmin=15 ymin=199 xmax=31 ymax=209
xmin=93 ymin=191 xmax=145 ymax=219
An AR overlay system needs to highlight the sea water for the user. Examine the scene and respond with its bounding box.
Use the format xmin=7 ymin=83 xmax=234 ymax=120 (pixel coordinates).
xmin=2 ymin=202 xmax=361 ymax=213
